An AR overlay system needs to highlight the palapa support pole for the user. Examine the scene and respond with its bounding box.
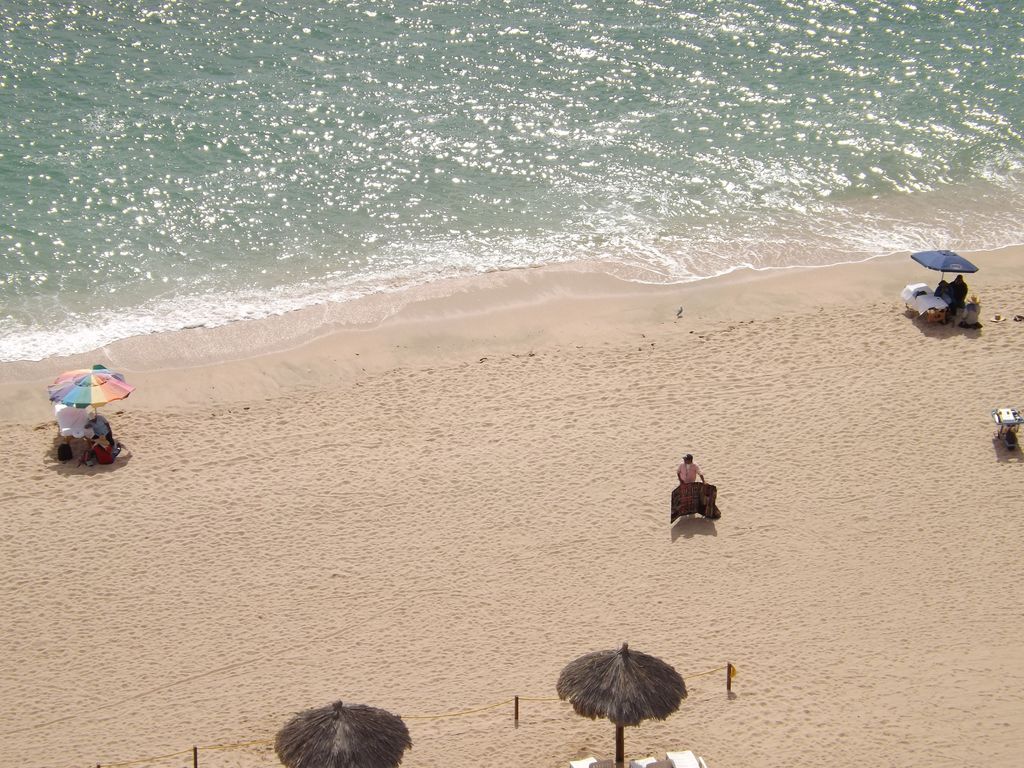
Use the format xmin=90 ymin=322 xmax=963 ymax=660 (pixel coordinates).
xmin=615 ymin=724 xmax=624 ymax=765
xmin=514 ymin=695 xmax=519 ymax=724
xmin=193 ymin=745 xmax=199 ymax=768
xmin=726 ymin=662 xmax=733 ymax=691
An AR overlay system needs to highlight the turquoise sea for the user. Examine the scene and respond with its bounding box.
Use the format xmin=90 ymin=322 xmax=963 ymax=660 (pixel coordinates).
xmin=2 ymin=1 xmax=1022 ymax=361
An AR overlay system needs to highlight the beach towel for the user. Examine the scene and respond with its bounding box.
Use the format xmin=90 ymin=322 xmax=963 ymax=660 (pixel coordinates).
xmin=671 ymin=482 xmax=721 ymax=522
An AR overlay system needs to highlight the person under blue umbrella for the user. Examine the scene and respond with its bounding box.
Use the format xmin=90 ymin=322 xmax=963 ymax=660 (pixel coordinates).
xmin=949 ymin=274 xmax=969 ymax=313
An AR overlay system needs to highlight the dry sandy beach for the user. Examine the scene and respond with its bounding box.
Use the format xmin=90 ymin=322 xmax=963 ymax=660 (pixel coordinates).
xmin=2 ymin=249 xmax=1023 ymax=768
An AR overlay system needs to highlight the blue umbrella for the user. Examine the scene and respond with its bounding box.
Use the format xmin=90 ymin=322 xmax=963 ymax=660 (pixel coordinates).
xmin=910 ymin=250 xmax=978 ymax=275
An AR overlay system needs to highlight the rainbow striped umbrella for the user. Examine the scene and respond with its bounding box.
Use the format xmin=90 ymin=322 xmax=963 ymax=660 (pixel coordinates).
xmin=51 ymin=364 xmax=125 ymax=387
xmin=48 ymin=366 xmax=135 ymax=409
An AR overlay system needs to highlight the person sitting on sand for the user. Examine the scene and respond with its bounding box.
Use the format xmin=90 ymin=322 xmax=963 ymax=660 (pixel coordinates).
xmin=85 ymin=413 xmax=113 ymax=446
xmin=935 ymin=279 xmax=952 ymax=306
xmin=78 ymin=423 xmax=122 ymax=466
xmin=79 ymin=438 xmax=121 ymax=466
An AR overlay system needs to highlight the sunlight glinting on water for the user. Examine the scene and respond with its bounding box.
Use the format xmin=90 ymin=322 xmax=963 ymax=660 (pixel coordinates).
xmin=1 ymin=0 xmax=1022 ymax=359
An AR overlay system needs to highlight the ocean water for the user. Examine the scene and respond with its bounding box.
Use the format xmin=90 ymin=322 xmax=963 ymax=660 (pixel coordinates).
xmin=2 ymin=0 xmax=1022 ymax=362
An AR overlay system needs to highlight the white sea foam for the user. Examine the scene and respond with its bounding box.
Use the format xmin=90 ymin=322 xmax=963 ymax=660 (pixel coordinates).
xmin=3 ymin=181 xmax=1021 ymax=363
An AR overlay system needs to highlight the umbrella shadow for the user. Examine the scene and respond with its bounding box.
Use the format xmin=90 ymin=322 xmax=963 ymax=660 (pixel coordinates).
xmin=671 ymin=514 xmax=718 ymax=541
xmin=909 ymin=316 xmax=982 ymax=339
xmin=46 ymin=436 xmax=133 ymax=475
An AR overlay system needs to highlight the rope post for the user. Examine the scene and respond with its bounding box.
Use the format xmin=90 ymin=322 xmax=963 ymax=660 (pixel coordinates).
xmin=514 ymin=695 xmax=519 ymax=725
xmin=726 ymin=663 xmax=733 ymax=692
xmin=193 ymin=745 xmax=199 ymax=768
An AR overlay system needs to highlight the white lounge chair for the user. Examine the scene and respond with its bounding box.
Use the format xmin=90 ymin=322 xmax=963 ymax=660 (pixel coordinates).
xmin=630 ymin=757 xmax=673 ymax=768
xmin=993 ymin=407 xmax=1023 ymax=450
xmin=900 ymin=282 xmax=930 ymax=305
xmin=55 ymin=403 xmax=93 ymax=439
xmin=571 ymin=759 xmax=617 ymax=768
xmin=901 ymin=282 xmax=948 ymax=320
xmin=666 ymin=751 xmax=708 ymax=768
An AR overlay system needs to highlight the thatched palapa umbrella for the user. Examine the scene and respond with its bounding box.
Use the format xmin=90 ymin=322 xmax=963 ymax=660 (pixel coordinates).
xmin=557 ymin=643 xmax=686 ymax=765
xmin=275 ymin=700 xmax=412 ymax=768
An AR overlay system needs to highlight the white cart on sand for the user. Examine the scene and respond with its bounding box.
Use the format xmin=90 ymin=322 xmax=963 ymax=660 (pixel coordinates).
xmin=992 ymin=407 xmax=1023 ymax=450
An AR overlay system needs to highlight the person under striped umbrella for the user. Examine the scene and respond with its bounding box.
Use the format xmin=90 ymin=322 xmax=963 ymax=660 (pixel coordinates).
xmin=48 ymin=365 xmax=134 ymax=464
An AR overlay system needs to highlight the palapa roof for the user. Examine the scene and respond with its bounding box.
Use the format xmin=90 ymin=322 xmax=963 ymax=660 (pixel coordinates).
xmin=275 ymin=700 xmax=412 ymax=768
xmin=556 ymin=642 xmax=687 ymax=727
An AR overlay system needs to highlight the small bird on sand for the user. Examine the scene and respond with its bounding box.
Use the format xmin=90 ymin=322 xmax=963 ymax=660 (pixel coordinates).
xmin=676 ymin=306 xmax=684 ymax=318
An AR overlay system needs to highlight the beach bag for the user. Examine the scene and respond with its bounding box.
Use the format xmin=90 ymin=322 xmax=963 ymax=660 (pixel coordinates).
xmin=57 ymin=443 xmax=73 ymax=462
xmin=93 ymin=442 xmax=115 ymax=465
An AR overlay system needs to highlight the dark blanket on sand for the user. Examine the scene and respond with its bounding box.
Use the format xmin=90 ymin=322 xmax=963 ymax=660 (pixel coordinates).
xmin=671 ymin=482 xmax=721 ymax=522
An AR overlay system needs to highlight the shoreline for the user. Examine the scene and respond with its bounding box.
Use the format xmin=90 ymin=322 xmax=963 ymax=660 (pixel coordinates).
xmin=5 ymin=170 xmax=1024 ymax=368
xmin=2 ymin=245 xmax=1021 ymax=424
xmin=3 ymin=238 xmax=1021 ymax=376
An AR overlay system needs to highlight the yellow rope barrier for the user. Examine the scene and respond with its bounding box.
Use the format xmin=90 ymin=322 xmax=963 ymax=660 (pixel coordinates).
xmin=94 ymin=665 xmax=735 ymax=767
xmin=685 ymin=665 xmax=728 ymax=678
xmin=202 ymin=737 xmax=273 ymax=751
xmin=516 ymin=695 xmax=561 ymax=702
xmin=100 ymin=747 xmax=194 ymax=767
xmin=405 ymin=697 xmax=515 ymax=720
